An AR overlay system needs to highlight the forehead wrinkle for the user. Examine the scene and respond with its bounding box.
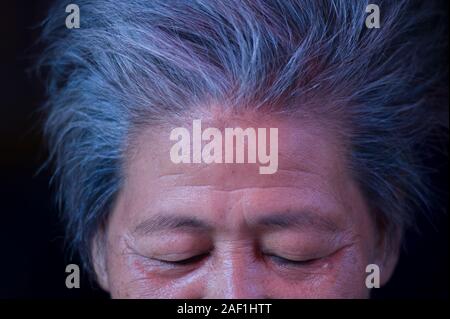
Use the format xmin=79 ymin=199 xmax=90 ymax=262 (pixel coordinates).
xmin=132 ymin=214 xmax=213 ymax=237
xmin=254 ymin=210 xmax=343 ymax=234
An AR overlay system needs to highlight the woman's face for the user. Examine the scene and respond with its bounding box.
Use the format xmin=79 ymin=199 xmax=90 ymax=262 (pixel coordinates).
xmin=92 ymin=113 xmax=399 ymax=298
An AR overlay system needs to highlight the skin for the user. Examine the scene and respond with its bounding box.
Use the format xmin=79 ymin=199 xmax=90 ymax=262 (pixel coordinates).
xmin=92 ymin=111 xmax=400 ymax=298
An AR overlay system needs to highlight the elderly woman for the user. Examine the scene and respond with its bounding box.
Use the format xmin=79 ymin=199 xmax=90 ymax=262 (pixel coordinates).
xmin=38 ymin=0 xmax=447 ymax=298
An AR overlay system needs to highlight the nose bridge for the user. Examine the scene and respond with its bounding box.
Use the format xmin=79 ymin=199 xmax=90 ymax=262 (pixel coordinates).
xmin=203 ymin=189 xmax=264 ymax=298
xmin=205 ymin=244 xmax=264 ymax=299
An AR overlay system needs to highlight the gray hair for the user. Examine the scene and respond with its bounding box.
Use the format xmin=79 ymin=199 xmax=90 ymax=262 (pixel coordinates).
xmin=37 ymin=0 xmax=448 ymax=275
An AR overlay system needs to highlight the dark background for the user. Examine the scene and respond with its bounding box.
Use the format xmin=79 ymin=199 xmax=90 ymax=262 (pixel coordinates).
xmin=1 ymin=1 xmax=448 ymax=298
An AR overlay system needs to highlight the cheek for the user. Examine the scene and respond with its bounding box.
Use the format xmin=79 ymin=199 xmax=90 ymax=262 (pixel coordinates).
xmin=262 ymin=245 xmax=371 ymax=298
xmin=106 ymin=250 xmax=207 ymax=298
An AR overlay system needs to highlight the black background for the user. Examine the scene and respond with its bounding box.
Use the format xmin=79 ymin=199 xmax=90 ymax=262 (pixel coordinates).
xmin=1 ymin=1 xmax=448 ymax=298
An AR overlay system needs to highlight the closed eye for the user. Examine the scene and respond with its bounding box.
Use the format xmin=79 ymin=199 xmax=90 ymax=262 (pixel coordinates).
xmin=265 ymin=254 xmax=320 ymax=266
xmin=156 ymin=252 xmax=210 ymax=266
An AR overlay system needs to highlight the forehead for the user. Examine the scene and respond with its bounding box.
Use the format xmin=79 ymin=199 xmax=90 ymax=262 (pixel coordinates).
xmin=127 ymin=113 xmax=347 ymax=188
xmin=113 ymin=113 xmax=362 ymax=229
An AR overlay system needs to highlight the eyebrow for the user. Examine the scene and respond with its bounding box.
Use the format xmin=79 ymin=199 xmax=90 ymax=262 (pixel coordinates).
xmin=255 ymin=211 xmax=341 ymax=234
xmin=132 ymin=210 xmax=340 ymax=237
xmin=133 ymin=215 xmax=212 ymax=236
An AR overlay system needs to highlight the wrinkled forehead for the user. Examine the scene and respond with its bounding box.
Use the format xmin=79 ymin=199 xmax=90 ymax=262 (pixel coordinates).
xmin=125 ymin=112 xmax=347 ymax=185
xmin=111 ymin=113 xmax=363 ymax=230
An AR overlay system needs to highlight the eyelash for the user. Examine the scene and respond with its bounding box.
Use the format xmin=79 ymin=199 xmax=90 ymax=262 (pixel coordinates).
xmin=156 ymin=252 xmax=319 ymax=268
xmin=265 ymin=254 xmax=320 ymax=267
xmin=156 ymin=252 xmax=210 ymax=266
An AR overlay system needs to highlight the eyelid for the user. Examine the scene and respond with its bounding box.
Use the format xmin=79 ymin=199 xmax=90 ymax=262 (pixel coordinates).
xmin=265 ymin=253 xmax=320 ymax=265
xmin=262 ymin=248 xmax=324 ymax=260
xmin=155 ymin=252 xmax=210 ymax=265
